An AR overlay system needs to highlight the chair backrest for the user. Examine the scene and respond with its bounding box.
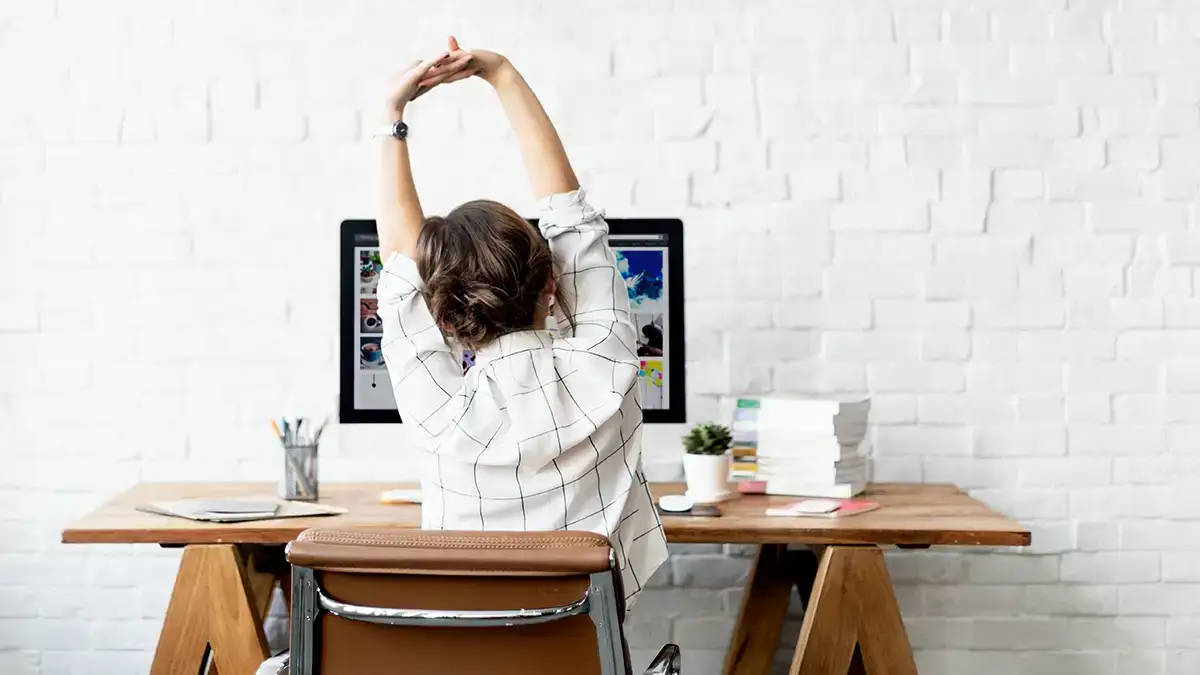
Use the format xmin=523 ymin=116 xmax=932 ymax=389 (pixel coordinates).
xmin=285 ymin=528 xmax=631 ymax=675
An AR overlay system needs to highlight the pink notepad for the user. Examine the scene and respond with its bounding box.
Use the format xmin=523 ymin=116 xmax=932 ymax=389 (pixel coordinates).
xmin=764 ymin=498 xmax=879 ymax=518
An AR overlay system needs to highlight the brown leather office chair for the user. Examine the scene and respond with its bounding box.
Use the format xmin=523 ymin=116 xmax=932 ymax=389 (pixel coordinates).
xmin=258 ymin=528 xmax=681 ymax=675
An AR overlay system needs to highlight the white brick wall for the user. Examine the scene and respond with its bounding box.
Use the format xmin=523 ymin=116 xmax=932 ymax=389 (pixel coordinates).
xmin=2 ymin=1 xmax=1200 ymax=673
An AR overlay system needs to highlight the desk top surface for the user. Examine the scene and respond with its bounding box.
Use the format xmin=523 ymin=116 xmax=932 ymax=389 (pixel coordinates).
xmin=61 ymin=482 xmax=1029 ymax=547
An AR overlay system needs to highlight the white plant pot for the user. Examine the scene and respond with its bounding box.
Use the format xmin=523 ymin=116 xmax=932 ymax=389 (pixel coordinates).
xmin=683 ymin=453 xmax=732 ymax=503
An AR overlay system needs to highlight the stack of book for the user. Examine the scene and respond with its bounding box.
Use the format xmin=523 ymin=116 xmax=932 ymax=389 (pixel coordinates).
xmin=729 ymin=397 xmax=871 ymax=499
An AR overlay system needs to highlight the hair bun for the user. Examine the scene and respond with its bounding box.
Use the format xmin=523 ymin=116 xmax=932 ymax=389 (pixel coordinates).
xmin=415 ymin=199 xmax=569 ymax=350
xmin=425 ymin=277 xmax=514 ymax=348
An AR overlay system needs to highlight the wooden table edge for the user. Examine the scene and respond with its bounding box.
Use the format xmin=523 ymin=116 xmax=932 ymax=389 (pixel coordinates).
xmin=62 ymin=527 xmax=1031 ymax=548
xmin=59 ymin=480 xmax=1033 ymax=549
xmin=60 ymin=527 xmax=313 ymax=546
xmin=663 ymin=529 xmax=1031 ymax=547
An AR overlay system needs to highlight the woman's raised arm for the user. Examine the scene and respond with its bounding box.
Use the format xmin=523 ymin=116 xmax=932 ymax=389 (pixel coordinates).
xmin=455 ymin=44 xmax=579 ymax=199
xmin=376 ymin=51 xmax=472 ymax=260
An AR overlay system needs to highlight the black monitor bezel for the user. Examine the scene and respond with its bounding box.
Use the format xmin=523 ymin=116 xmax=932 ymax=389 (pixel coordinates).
xmin=339 ymin=218 xmax=685 ymax=424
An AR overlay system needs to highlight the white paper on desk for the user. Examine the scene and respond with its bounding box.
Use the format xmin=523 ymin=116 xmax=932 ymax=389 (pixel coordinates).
xmin=380 ymin=488 xmax=423 ymax=504
xmin=136 ymin=497 xmax=347 ymax=523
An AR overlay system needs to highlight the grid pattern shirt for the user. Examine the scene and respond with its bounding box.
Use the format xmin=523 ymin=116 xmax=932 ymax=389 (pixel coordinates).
xmin=377 ymin=188 xmax=668 ymax=604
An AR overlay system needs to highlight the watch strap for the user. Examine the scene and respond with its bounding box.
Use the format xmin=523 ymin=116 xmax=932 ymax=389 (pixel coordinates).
xmin=373 ymin=120 xmax=408 ymax=140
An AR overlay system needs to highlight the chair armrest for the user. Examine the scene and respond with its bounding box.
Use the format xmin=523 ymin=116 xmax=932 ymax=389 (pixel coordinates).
xmin=644 ymin=644 xmax=681 ymax=675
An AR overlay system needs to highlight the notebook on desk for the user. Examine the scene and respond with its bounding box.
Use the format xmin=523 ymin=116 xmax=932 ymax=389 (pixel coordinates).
xmin=136 ymin=498 xmax=347 ymax=523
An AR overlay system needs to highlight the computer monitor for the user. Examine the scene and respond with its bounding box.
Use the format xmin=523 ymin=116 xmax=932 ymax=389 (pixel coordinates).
xmin=340 ymin=218 xmax=685 ymax=424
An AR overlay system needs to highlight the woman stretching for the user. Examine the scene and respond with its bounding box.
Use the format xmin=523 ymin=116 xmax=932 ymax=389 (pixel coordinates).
xmin=374 ymin=38 xmax=668 ymax=605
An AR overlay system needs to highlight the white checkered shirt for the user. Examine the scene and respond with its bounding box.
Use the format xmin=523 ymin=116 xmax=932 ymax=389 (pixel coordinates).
xmin=377 ymin=188 xmax=668 ymax=603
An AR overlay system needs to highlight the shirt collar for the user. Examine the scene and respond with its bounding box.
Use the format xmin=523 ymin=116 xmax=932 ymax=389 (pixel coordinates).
xmin=473 ymin=329 xmax=554 ymax=367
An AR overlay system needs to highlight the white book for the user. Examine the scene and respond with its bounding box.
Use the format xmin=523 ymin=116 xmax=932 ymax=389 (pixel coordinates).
xmin=755 ymin=447 xmax=863 ymax=462
xmin=757 ymin=468 xmax=868 ymax=486
xmin=764 ymin=480 xmax=867 ymax=499
xmin=756 ymin=431 xmax=867 ymax=451
xmin=757 ymin=458 xmax=869 ymax=484
xmin=755 ymin=437 xmax=871 ymax=460
xmin=756 ymin=417 xmax=869 ymax=436
xmin=732 ymin=398 xmax=871 ymax=445
xmin=752 ymin=423 xmax=869 ymax=443
xmin=756 ymin=457 xmax=868 ymax=474
xmin=756 ymin=454 xmax=868 ymax=467
xmin=758 ymin=398 xmax=870 ymax=419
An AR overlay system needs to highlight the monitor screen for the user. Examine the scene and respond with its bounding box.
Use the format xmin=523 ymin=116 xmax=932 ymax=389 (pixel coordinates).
xmin=340 ymin=218 xmax=685 ymax=424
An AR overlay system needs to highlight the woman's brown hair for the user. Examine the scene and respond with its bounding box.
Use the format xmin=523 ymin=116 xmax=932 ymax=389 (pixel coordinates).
xmin=415 ymin=200 xmax=570 ymax=350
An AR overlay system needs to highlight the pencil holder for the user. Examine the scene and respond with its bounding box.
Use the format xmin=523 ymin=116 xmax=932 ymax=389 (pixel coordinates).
xmin=282 ymin=444 xmax=319 ymax=502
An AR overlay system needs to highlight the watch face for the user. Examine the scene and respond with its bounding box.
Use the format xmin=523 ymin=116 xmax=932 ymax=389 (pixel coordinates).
xmin=392 ymin=121 xmax=408 ymax=139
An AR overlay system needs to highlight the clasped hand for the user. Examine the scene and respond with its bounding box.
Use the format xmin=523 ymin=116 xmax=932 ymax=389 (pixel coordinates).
xmin=387 ymin=35 xmax=509 ymax=117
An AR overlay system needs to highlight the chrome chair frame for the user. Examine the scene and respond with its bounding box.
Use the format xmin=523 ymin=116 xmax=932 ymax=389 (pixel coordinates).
xmin=277 ymin=558 xmax=681 ymax=675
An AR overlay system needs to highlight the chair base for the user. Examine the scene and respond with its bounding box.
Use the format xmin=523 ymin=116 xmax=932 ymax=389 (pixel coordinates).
xmin=257 ymin=652 xmax=289 ymax=675
xmin=644 ymin=644 xmax=682 ymax=674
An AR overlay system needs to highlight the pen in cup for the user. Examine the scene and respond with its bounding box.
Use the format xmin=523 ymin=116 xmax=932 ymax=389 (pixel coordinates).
xmin=273 ymin=415 xmax=321 ymax=501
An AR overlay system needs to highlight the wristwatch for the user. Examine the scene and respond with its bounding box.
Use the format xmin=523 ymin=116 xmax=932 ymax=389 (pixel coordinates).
xmin=373 ymin=120 xmax=409 ymax=141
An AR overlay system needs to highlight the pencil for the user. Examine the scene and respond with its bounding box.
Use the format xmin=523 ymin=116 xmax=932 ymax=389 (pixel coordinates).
xmin=270 ymin=419 xmax=283 ymax=443
xmin=314 ymin=416 xmax=330 ymax=444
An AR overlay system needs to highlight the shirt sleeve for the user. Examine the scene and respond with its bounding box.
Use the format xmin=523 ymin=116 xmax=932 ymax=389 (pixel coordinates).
xmin=538 ymin=188 xmax=639 ymax=363
xmin=376 ymin=252 xmax=464 ymax=437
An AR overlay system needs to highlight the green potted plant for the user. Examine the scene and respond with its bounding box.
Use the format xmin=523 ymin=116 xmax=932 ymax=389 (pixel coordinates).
xmin=682 ymin=422 xmax=734 ymax=502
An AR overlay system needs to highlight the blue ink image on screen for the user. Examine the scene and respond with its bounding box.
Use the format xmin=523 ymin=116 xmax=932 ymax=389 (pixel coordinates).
xmin=616 ymin=250 xmax=664 ymax=307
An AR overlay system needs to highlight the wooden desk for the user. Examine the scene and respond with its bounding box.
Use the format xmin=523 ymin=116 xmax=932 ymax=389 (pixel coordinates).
xmin=63 ymin=482 xmax=1029 ymax=675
